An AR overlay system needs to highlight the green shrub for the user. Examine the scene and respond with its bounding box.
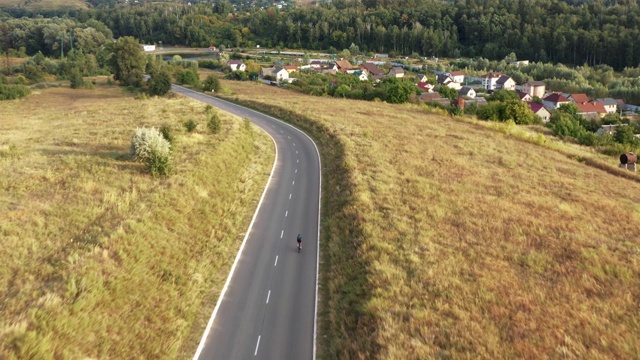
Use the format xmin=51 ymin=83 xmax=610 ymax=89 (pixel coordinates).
xmin=184 ymin=119 xmax=198 ymax=132
xmin=202 ymin=75 xmax=221 ymax=92
xmin=159 ymin=124 xmax=175 ymax=144
xmin=177 ymin=69 xmax=200 ymax=87
xmin=130 ymin=127 xmax=172 ymax=175
xmin=147 ymin=151 xmax=171 ymax=176
xmin=147 ymin=69 xmax=172 ymax=96
xmin=69 ymin=68 xmax=84 ymax=89
xmin=0 ymin=84 xmax=31 ymax=100
xmin=207 ymin=112 xmax=221 ymax=134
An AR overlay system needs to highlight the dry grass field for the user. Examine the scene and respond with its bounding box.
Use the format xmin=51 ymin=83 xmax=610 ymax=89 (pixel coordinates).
xmin=220 ymin=80 xmax=640 ymax=360
xmin=0 ymin=81 xmax=274 ymax=358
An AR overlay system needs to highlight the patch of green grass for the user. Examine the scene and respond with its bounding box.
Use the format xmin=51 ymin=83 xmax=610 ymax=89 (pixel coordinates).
xmin=218 ymin=80 xmax=640 ymax=360
xmin=0 ymin=83 xmax=274 ymax=358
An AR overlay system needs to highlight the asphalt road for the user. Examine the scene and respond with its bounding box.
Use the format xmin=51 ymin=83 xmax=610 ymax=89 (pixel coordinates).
xmin=171 ymin=85 xmax=321 ymax=360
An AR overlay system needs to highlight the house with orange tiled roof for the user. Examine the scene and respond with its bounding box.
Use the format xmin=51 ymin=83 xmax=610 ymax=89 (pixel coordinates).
xmin=568 ymin=93 xmax=590 ymax=104
xmin=575 ymin=101 xmax=607 ymax=119
xmin=283 ymin=65 xmax=299 ymax=73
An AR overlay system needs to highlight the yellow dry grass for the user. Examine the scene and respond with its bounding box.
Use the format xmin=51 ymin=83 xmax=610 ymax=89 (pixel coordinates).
xmin=219 ymin=80 xmax=640 ymax=360
xmin=0 ymin=81 xmax=274 ymax=358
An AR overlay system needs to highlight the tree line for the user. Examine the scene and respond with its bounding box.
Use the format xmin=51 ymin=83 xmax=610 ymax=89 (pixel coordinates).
xmin=3 ymin=0 xmax=640 ymax=70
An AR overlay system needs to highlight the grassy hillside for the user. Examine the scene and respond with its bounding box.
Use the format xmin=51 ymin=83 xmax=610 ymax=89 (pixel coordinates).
xmin=219 ymin=80 xmax=640 ymax=360
xmin=0 ymin=81 xmax=274 ymax=358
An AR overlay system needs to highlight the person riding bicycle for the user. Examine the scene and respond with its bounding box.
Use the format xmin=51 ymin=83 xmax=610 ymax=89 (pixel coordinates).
xmin=296 ymin=234 xmax=302 ymax=251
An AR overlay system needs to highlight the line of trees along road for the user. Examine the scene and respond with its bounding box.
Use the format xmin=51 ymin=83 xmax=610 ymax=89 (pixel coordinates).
xmin=2 ymin=0 xmax=640 ymax=71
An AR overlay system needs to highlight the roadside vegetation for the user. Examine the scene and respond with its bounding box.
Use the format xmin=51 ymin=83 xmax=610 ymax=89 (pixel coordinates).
xmin=219 ymin=79 xmax=640 ymax=359
xmin=0 ymin=80 xmax=274 ymax=358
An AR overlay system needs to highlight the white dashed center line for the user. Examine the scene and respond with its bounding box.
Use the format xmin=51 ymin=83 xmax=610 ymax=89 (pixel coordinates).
xmin=254 ymin=336 xmax=261 ymax=356
xmin=266 ymin=290 xmax=271 ymax=304
xmin=285 ymin=210 xmax=288 ymax=217
xmin=274 ymin=256 xmax=278 ymax=266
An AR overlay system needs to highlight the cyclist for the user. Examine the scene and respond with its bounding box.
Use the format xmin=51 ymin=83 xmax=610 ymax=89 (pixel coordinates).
xmin=296 ymin=234 xmax=302 ymax=252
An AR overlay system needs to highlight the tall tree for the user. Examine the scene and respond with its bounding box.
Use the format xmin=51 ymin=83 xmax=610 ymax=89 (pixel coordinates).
xmin=108 ymin=36 xmax=146 ymax=87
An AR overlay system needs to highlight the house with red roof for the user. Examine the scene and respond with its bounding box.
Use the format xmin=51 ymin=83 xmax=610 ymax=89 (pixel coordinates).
xmin=417 ymin=82 xmax=435 ymax=92
xmin=527 ymin=102 xmax=551 ymax=122
xmin=516 ymin=91 xmax=532 ymax=102
xmin=283 ymin=65 xmax=299 ymax=73
xmin=542 ymin=93 xmax=572 ymax=110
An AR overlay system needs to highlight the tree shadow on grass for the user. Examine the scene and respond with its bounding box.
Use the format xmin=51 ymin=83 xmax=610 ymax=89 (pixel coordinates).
xmin=38 ymin=143 xmax=146 ymax=174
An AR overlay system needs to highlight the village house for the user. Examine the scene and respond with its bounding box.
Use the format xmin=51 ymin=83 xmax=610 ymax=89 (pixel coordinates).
xmin=516 ymin=91 xmax=532 ymax=102
xmin=415 ymin=74 xmax=429 ymax=83
xmin=437 ymin=74 xmax=462 ymax=90
xmin=361 ymin=63 xmax=385 ymax=77
xmin=309 ymin=60 xmax=324 ymax=69
xmin=595 ymin=98 xmax=618 ymax=114
xmin=481 ymin=72 xmax=515 ymax=91
xmin=568 ymin=93 xmax=590 ymax=104
xmin=417 ymin=82 xmax=435 ymax=92
xmin=542 ymin=93 xmax=572 ymax=110
xmin=596 ymin=124 xmax=619 ymax=136
xmin=208 ymin=46 xmax=218 ymax=52
xmin=388 ymin=67 xmax=405 ymax=78
xmin=458 ymin=86 xmax=476 ymax=99
xmin=283 ymin=65 xmax=298 ymax=73
xmin=527 ymin=102 xmax=551 ymax=122
xmin=496 ymin=75 xmax=516 ymax=91
xmin=227 ymin=60 xmax=246 ymax=72
xmin=260 ymin=66 xmax=289 ymax=82
xmin=142 ymin=44 xmax=156 ymax=52
xmin=335 ymin=60 xmax=354 ymax=73
xmin=522 ymin=81 xmax=545 ymax=98
xmin=353 ymin=71 xmax=369 ymax=81
xmin=446 ymin=71 xmax=465 ymax=84
xmin=575 ymin=101 xmax=607 ymax=119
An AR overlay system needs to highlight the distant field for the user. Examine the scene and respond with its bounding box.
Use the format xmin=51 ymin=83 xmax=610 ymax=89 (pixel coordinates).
xmin=0 ymin=0 xmax=88 ymax=9
xmin=219 ymin=80 xmax=640 ymax=359
xmin=0 ymin=81 xmax=274 ymax=358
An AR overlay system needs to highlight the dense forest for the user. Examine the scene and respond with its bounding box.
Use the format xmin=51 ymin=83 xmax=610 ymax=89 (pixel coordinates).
xmin=2 ymin=0 xmax=640 ymax=71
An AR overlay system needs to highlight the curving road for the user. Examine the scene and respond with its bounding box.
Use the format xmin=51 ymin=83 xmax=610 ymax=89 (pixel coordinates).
xmin=171 ymin=85 xmax=321 ymax=360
